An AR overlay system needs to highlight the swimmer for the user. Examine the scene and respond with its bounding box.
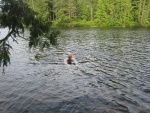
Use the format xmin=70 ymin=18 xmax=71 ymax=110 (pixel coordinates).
xmin=64 ymin=53 xmax=78 ymax=65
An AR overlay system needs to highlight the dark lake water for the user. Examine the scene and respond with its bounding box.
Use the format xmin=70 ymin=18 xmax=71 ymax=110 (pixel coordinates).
xmin=0 ymin=27 xmax=150 ymax=113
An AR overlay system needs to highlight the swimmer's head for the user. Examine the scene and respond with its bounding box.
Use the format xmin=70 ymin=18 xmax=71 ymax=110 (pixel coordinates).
xmin=68 ymin=53 xmax=72 ymax=59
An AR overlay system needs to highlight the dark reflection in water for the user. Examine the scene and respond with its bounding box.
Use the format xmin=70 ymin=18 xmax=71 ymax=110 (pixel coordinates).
xmin=0 ymin=28 xmax=150 ymax=113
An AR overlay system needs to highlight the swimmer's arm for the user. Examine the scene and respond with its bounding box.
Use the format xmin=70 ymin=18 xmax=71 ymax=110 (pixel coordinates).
xmin=72 ymin=58 xmax=78 ymax=65
xmin=64 ymin=58 xmax=68 ymax=65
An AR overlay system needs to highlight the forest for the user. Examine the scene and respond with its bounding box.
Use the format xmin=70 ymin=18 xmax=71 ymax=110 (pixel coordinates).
xmin=22 ymin=0 xmax=150 ymax=27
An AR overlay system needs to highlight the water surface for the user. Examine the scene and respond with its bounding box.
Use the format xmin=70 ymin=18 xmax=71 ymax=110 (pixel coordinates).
xmin=0 ymin=27 xmax=150 ymax=113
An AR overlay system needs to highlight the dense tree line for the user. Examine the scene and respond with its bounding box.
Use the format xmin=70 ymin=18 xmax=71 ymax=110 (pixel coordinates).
xmin=23 ymin=0 xmax=150 ymax=27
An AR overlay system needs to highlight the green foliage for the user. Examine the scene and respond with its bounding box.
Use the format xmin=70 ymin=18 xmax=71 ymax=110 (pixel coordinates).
xmin=21 ymin=0 xmax=150 ymax=27
xmin=0 ymin=0 xmax=59 ymax=67
xmin=23 ymin=0 xmax=50 ymax=20
xmin=95 ymin=0 xmax=109 ymax=27
xmin=0 ymin=41 xmax=12 ymax=67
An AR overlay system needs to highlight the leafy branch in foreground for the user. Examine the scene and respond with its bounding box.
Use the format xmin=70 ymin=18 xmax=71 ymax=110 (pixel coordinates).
xmin=0 ymin=0 xmax=60 ymax=67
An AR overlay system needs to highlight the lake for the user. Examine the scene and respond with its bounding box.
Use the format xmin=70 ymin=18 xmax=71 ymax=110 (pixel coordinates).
xmin=0 ymin=27 xmax=150 ymax=113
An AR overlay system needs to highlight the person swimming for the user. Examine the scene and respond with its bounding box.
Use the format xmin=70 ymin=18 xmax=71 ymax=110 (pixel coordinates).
xmin=64 ymin=53 xmax=77 ymax=65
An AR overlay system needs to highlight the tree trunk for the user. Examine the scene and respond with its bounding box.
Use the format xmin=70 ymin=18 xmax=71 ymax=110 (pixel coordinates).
xmin=138 ymin=0 xmax=143 ymax=24
xmin=31 ymin=0 xmax=35 ymax=10
xmin=90 ymin=0 xmax=93 ymax=21
xmin=141 ymin=0 xmax=145 ymax=24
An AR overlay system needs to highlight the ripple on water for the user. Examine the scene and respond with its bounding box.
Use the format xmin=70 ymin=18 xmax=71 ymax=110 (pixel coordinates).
xmin=0 ymin=28 xmax=150 ymax=113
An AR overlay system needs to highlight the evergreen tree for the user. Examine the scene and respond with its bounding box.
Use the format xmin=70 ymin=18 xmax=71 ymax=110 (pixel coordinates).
xmin=23 ymin=0 xmax=48 ymax=20
xmin=131 ymin=0 xmax=150 ymax=26
xmin=114 ymin=0 xmax=133 ymax=26
xmin=76 ymin=0 xmax=90 ymax=21
xmin=0 ymin=0 xmax=59 ymax=68
xmin=95 ymin=0 xmax=109 ymax=26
